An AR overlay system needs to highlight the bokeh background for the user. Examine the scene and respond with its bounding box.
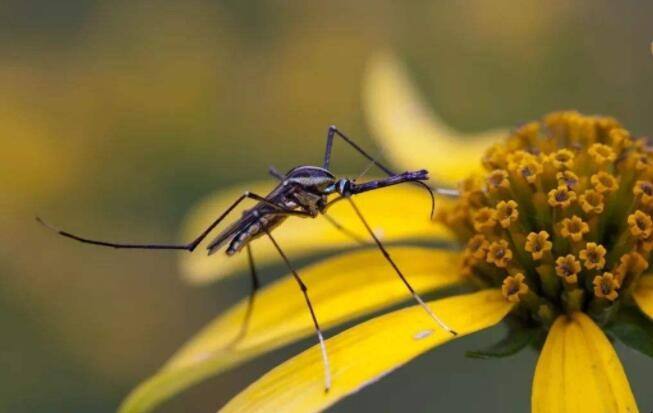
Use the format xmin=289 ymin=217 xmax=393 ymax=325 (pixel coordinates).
xmin=2 ymin=1 xmax=653 ymax=412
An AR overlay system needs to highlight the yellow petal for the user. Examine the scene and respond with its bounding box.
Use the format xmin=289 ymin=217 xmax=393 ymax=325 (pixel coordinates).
xmin=633 ymin=276 xmax=653 ymax=320
xmin=119 ymin=247 xmax=463 ymax=413
xmin=363 ymin=51 xmax=507 ymax=185
xmin=220 ymin=289 xmax=512 ymax=413
xmin=180 ymin=180 xmax=454 ymax=284
xmin=532 ymin=312 xmax=638 ymax=413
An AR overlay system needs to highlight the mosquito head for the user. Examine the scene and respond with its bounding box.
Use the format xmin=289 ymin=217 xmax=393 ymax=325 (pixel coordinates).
xmin=326 ymin=178 xmax=352 ymax=196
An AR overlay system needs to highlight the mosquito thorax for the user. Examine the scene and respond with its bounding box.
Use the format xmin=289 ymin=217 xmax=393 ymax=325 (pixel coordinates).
xmin=284 ymin=166 xmax=336 ymax=192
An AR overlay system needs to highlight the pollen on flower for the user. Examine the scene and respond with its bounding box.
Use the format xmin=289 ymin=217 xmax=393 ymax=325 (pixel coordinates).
xmin=555 ymin=254 xmax=582 ymax=284
xmin=591 ymin=172 xmax=619 ymax=194
xmin=559 ymin=216 xmax=590 ymax=242
xmin=548 ymin=185 xmax=576 ymax=209
xmin=438 ymin=111 xmax=652 ymax=321
xmin=592 ymin=272 xmax=619 ymax=301
xmin=487 ymin=169 xmax=510 ymax=192
xmin=633 ymin=180 xmax=653 ymax=207
xmin=609 ymin=128 xmax=631 ymax=149
xmin=635 ymin=153 xmax=652 ymax=172
xmin=514 ymin=159 xmax=543 ymax=184
xmin=524 ymin=231 xmax=552 ymax=260
xmin=579 ymin=243 xmax=607 ymax=270
xmin=473 ymin=207 xmax=497 ymax=232
xmin=507 ymin=150 xmax=536 ymax=169
xmin=627 ymin=210 xmax=653 ymax=240
xmin=466 ymin=234 xmax=489 ymax=260
xmin=557 ymin=171 xmax=579 ymax=190
xmin=579 ymin=190 xmax=604 ymax=214
xmin=550 ymin=149 xmax=575 ymax=170
xmin=486 ymin=240 xmax=513 ymax=268
xmin=588 ymin=143 xmax=617 ymax=165
xmin=496 ymin=200 xmax=519 ymax=228
xmin=614 ymin=252 xmax=648 ymax=285
xmin=501 ymin=273 xmax=529 ymax=303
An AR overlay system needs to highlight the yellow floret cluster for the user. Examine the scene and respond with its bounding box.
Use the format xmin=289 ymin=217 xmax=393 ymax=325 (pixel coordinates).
xmin=438 ymin=111 xmax=652 ymax=326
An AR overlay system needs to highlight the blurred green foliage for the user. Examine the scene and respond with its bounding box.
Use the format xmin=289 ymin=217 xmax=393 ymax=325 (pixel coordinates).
xmin=2 ymin=1 xmax=652 ymax=411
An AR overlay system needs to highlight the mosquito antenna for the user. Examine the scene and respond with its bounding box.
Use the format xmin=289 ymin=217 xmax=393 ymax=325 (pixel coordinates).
xmin=414 ymin=180 xmax=436 ymax=220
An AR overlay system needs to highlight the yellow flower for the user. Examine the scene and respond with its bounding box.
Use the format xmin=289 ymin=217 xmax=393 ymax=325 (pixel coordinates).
xmin=473 ymin=207 xmax=498 ymax=232
xmin=547 ymin=185 xmax=576 ymax=209
xmin=487 ymin=169 xmax=510 ymax=192
xmin=486 ymin=239 xmax=513 ymax=268
xmin=495 ymin=200 xmax=519 ymax=229
xmin=556 ymin=170 xmax=579 ymax=190
xmin=524 ymin=231 xmax=553 ymax=261
xmin=501 ymin=273 xmax=529 ymax=303
xmin=118 ymin=53 xmax=652 ymax=413
xmin=628 ymin=210 xmax=653 ymax=240
xmin=555 ymin=254 xmax=582 ymax=284
xmin=633 ymin=180 xmax=653 ymax=207
xmin=593 ymin=272 xmax=620 ymax=301
xmin=579 ymin=242 xmax=607 ymax=270
xmin=549 ymin=149 xmax=575 ymax=170
xmin=466 ymin=234 xmax=489 ymax=260
xmin=578 ymin=189 xmax=604 ymax=214
xmin=588 ymin=143 xmax=617 ymax=165
xmin=559 ymin=216 xmax=589 ymax=243
xmin=591 ymin=171 xmax=619 ymax=194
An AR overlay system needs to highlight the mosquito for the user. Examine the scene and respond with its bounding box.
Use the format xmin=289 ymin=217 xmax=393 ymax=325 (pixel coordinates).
xmin=37 ymin=126 xmax=458 ymax=392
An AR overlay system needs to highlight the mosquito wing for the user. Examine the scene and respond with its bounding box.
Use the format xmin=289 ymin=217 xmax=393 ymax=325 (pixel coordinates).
xmin=205 ymin=214 xmax=258 ymax=255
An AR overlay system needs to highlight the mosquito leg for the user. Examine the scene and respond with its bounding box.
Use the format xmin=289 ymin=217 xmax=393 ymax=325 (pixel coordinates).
xmin=229 ymin=244 xmax=260 ymax=347
xmin=345 ymin=196 xmax=457 ymax=335
xmin=321 ymin=212 xmax=368 ymax=246
xmin=323 ymin=126 xmax=438 ymax=218
xmin=36 ymin=193 xmax=260 ymax=251
xmin=36 ymin=192 xmax=297 ymax=251
xmin=268 ymin=165 xmax=284 ymax=180
xmin=263 ymin=227 xmax=332 ymax=392
xmin=323 ymin=125 xmax=396 ymax=175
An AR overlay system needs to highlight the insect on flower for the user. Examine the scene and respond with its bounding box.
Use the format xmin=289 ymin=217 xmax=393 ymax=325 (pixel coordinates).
xmin=37 ymin=126 xmax=458 ymax=392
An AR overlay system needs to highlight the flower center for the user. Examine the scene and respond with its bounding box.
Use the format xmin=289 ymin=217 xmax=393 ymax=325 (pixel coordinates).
xmin=439 ymin=111 xmax=651 ymax=328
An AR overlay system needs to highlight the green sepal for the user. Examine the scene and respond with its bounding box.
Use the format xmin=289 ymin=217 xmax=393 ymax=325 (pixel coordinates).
xmin=606 ymin=306 xmax=653 ymax=359
xmin=465 ymin=327 xmax=539 ymax=359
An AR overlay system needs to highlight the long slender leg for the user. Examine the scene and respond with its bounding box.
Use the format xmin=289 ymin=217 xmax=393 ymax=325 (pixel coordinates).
xmin=323 ymin=126 xmax=438 ymax=218
xmin=229 ymin=244 xmax=260 ymax=347
xmin=323 ymin=125 xmax=396 ymax=175
xmin=36 ymin=192 xmax=304 ymax=251
xmin=325 ymin=127 xmax=460 ymax=197
xmin=246 ymin=243 xmax=260 ymax=290
xmin=263 ymin=227 xmax=332 ymax=392
xmin=268 ymin=165 xmax=284 ymax=180
xmin=345 ymin=196 xmax=457 ymax=335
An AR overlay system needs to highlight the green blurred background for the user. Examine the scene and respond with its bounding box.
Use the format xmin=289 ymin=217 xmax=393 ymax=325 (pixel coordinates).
xmin=2 ymin=1 xmax=653 ymax=411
